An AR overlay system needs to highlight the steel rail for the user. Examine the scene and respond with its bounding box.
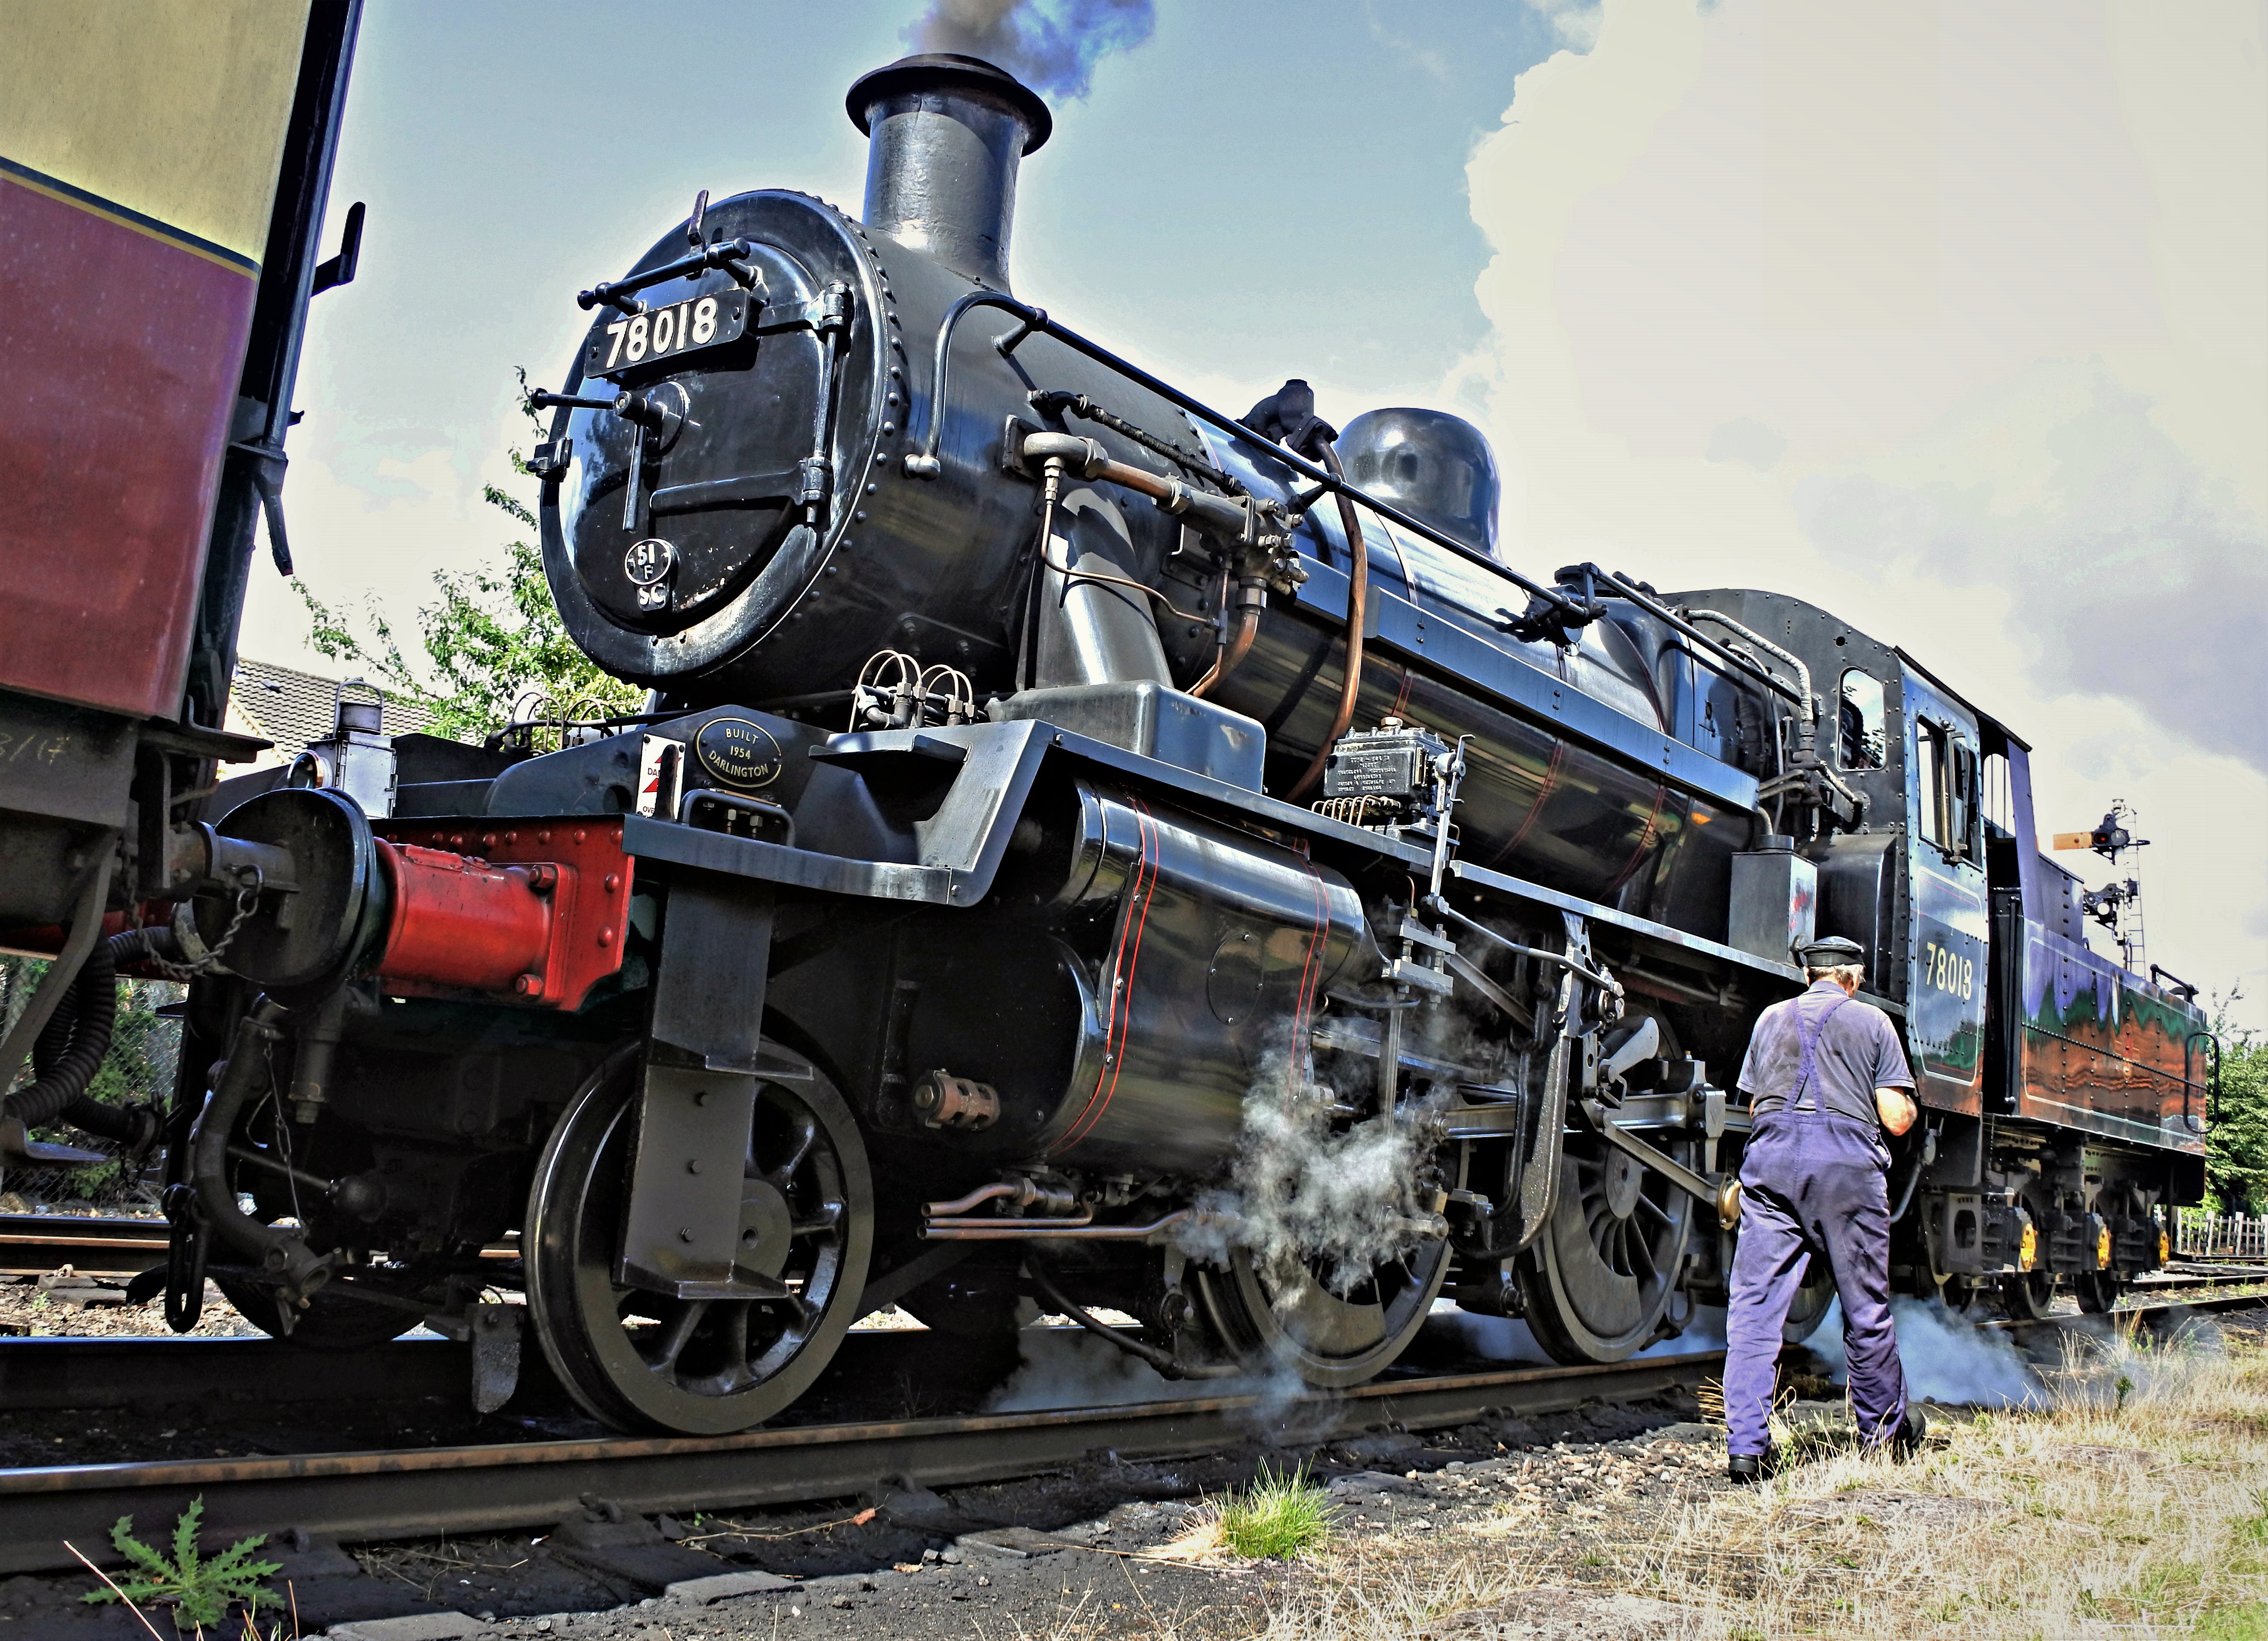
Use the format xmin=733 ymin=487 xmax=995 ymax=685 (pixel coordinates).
xmin=0 ymin=1284 xmax=2257 ymax=1575
xmin=0 ymin=1351 xmax=1720 ymax=1575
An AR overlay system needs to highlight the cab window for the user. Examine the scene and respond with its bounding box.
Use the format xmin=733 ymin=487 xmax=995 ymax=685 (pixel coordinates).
xmin=1839 ymin=670 xmax=1886 ymax=770
xmin=1915 ymin=722 xmax=1945 ymax=847
xmin=1915 ymin=721 xmax=1981 ymax=860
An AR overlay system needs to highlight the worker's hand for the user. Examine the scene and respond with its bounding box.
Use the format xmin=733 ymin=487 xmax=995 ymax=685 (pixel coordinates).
xmin=1876 ymin=1086 xmax=1918 ymax=1136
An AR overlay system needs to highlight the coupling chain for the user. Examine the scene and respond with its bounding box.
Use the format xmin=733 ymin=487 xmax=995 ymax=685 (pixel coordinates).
xmin=148 ymin=880 xmax=261 ymax=982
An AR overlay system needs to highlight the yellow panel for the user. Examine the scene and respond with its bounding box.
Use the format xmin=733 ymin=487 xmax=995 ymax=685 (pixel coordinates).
xmin=2051 ymin=831 xmax=2097 ymax=851
xmin=0 ymin=0 xmax=311 ymax=262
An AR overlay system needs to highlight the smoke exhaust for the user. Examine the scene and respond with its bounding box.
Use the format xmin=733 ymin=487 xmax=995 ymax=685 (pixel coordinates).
xmin=847 ymin=53 xmax=1052 ymax=293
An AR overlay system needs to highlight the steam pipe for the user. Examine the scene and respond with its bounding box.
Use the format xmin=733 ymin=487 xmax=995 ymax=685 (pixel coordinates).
xmin=1679 ymin=606 xmax=1813 ymax=747
xmin=905 ymin=292 xmax=1591 ymax=623
xmin=1189 ymin=598 xmax=1259 ymax=700
xmin=1285 ymin=438 xmax=1367 ymax=803
xmin=923 ymin=1182 xmax=1021 ymax=1217
xmin=922 ymin=1212 xmax=1207 ymax=1241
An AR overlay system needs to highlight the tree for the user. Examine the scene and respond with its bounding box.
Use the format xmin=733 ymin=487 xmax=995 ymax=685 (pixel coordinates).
xmin=2203 ymin=987 xmax=2267 ymax=1214
xmin=296 ymin=375 xmax=643 ymax=744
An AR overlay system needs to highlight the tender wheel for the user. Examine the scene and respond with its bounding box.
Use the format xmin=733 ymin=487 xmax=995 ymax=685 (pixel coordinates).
xmin=1195 ymin=1238 xmax=1449 ymax=1389
xmin=525 ymin=1043 xmax=871 ymax=1434
xmin=1999 ymin=1270 xmax=2057 ymax=1320
xmin=1519 ymin=1132 xmax=1695 ymax=1364
xmin=2072 ymin=1272 xmax=2119 ymax=1314
xmin=1937 ymin=1274 xmax=1981 ymax=1314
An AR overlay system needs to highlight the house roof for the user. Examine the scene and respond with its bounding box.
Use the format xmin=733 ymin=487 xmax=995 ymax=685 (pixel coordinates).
xmin=226 ymin=658 xmax=433 ymax=766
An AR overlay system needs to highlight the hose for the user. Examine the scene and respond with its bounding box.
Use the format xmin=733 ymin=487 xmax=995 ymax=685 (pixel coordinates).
xmin=1285 ymin=439 xmax=1368 ymax=804
xmin=8 ymin=928 xmax=185 ymax=1152
xmin=7 ymin=937 xmax=116 ymax=1128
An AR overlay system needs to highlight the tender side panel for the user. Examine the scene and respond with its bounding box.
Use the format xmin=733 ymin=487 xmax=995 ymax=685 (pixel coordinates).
xmin=0 ymin=0 xmax=309 ymax=718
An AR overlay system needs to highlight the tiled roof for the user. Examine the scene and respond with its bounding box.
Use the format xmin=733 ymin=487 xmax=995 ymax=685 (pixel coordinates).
xmin=227 ymin=658 xmax=433 ymax=765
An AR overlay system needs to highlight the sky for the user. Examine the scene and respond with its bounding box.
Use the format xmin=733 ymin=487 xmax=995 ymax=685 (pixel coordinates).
xmin=248 ymin=0 xmax=2268 ymax=1028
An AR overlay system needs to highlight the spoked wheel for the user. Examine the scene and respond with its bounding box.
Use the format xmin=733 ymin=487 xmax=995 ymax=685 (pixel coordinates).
xmin=1195 ymin=1238 xmax=1450 ymax=1390
xmin=525 ymin=1044 xmax=871 ymax=1434
xmin=1520 ymin=1132 xmax=1696 ymax=1364
xmin=1781 ymin=1256 xmax=1837 ymax=1345
xmin=1999 ymin=1270 xmax=2057 ymax=1320
xmin=2072 ymin=1272 xmax=2120 ymax=1314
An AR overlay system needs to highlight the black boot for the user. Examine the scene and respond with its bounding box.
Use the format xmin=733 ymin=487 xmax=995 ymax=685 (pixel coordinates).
xmin=1726 ymin=1450 xmax=1776 ymax=1484
xmin=1890 ymin=1405 xmax=1926 ymax=1463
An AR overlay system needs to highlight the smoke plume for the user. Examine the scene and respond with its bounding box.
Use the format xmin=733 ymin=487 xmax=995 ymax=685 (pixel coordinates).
xmin=906 ymin=0 xmax=1156 ymax=100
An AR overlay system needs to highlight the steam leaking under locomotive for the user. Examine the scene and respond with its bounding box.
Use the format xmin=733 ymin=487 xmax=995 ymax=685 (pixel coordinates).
xmin=0 ymin=46 xmax=2211 ymax=1437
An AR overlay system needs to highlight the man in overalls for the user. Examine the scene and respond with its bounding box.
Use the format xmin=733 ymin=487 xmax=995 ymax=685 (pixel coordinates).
xmin=1722 ymin=935 xmax=1924 ymax=1482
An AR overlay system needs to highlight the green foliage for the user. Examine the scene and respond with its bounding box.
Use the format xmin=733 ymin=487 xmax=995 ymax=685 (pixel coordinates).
xmin=1216 ymin=1460 xmax=1333 ymax=1560
xmin=296 ymin=371 xmax=642 ymax=745
xmin=81 ymin=1497 xmax=280 ymax=1626
xmin=2206 ymin=988 xmax=2268 ymax=1214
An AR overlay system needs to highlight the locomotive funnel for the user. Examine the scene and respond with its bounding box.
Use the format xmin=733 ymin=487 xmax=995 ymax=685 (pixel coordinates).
xmin=848 ymin=53 xmax=1052 ymax=293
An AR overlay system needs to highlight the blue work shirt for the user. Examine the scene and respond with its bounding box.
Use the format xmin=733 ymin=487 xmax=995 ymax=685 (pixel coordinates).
xmin=1737 ymin=981 xmax=1914 ymax=1127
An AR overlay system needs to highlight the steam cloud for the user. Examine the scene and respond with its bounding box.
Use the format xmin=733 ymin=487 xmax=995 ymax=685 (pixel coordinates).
xmin=1179 ymin=1052 xmax=1443 ymax=1301
xmin=1809 ymin=1297 xmax=2040 ymax=1408
xmin=906 ymin=0 xmax=1156 ymax=100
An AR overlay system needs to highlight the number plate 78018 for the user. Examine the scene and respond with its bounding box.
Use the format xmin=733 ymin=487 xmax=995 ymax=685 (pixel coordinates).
xmin=585 ymin=289 xmax=750 ymax=378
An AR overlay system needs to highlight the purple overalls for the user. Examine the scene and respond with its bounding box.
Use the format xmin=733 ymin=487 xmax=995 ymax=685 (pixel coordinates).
xmin=1723 ymin=992 xmax=1908 ymax=1457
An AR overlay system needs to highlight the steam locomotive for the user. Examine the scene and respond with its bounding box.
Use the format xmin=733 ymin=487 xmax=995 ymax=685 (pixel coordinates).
xmin=1 ymin=33 xmax=2210 ymax=1435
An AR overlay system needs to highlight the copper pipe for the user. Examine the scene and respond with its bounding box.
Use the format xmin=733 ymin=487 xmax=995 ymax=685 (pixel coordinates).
xmin=1189 ymin=599 xmax=1259 ymax=700
xmin=1284 ymin=439 xmax=1367 ymax=803
xmin=920 ymin=1210 xmax=1197 ymax=1242
xmin=922 ymin=1183 xmax=1020 ymax=1218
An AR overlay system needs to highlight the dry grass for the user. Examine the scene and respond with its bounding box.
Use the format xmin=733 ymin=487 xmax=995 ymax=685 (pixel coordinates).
xmin=1099 ymin=1320 xmax=2268 ymax=1640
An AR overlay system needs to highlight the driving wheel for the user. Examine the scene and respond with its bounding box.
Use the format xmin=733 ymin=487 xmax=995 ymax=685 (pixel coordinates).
xmin=525 ymin=1043 xmax=871 ymax=1434
xmin=1195 ymin=1237 xmax=1449 ymax=1390
xmin=1779 ymin=1256 xmax=1837 ymax=1345
xmin=1520 ymin=1131 xmax=1696 ymax=1364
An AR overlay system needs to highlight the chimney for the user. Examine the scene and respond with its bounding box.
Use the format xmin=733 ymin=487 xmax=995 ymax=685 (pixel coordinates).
xmin=847 ymin=54 xmax=1052 ymax=293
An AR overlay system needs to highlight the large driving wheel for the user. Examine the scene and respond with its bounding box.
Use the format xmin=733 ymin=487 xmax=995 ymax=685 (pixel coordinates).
xmin=1520 ymin=1132 xmax=1695 ymax=1364
xmin=525 ymin=1043 xmax=871 ymax=1434
xmin=1779 ymin=1257 xmax=1837 ymax=1345
xmin=1195 ymin=1238 xmax=1449 ymax=1390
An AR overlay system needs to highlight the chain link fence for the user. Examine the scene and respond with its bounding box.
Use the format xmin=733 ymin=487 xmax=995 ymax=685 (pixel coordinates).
xmin=0 ymin=956 xmax=181 ymax=1215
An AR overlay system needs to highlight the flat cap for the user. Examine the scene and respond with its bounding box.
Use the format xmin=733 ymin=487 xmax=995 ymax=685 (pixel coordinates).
xmin=1798 ymin=935 xmax=1866 ymax=964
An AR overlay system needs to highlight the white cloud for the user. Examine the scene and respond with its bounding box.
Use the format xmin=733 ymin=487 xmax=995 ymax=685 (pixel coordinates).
xmin=1456 ymin=0 xmax=2268 ymax=1025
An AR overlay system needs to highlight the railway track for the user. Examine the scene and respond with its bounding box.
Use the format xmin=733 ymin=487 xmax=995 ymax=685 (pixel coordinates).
xmin=0 ymin=1347 xmax=1715 ymax=1576
xmin=0 ymin=1234 xmax=2256 ymax=1581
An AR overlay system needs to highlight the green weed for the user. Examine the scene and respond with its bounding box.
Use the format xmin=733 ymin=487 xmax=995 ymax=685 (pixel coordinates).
xmin=80 ymin=1496 xmax=280 ymax=1627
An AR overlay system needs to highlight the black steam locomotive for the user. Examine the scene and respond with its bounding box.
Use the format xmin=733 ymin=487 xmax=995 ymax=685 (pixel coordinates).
xmin=3 ymin=50 xmax=2208 ymax=1436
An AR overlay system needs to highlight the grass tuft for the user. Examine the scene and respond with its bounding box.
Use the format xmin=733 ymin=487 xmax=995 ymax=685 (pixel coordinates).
xmin=1217 ymin=1460 xmax=1333 ymax=1560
